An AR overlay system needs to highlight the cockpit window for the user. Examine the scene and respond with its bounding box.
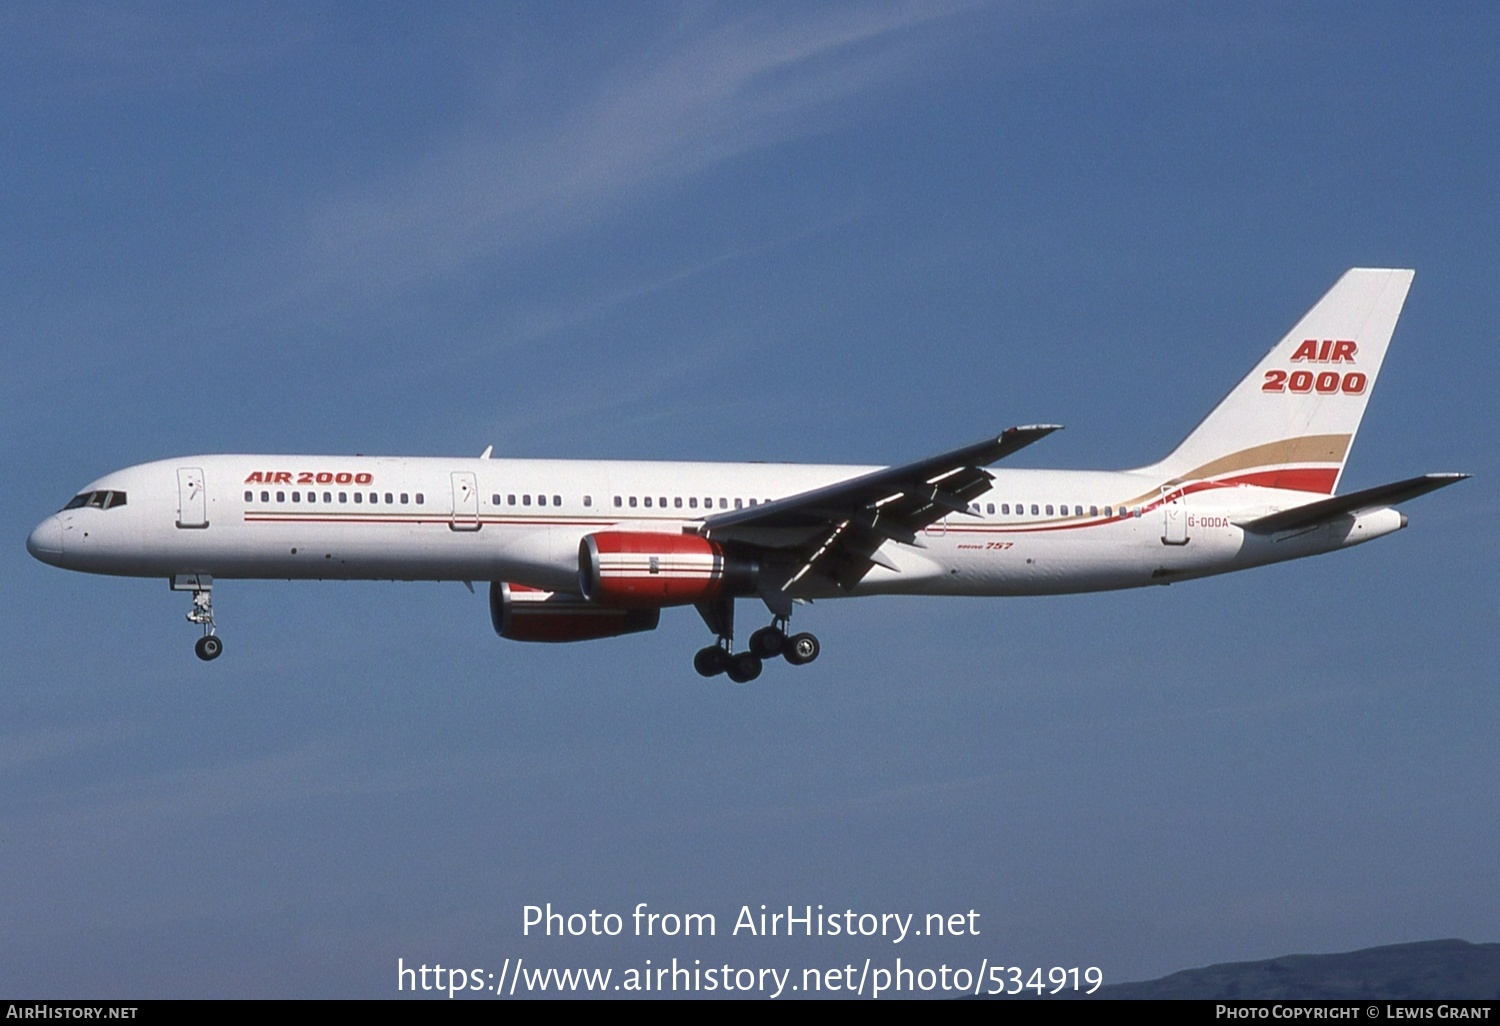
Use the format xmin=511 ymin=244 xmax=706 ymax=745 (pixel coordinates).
xmin=60 ymin=490 xmax=127 ymax=511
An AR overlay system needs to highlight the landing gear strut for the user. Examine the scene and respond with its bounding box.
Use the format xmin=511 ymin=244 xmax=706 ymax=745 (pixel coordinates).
xmin=692 ymin=597 xmax=761 ymax=682
xmin=172 ymin=574 xmax=222 ymax=661
xmin=691 ymin=604 xmax=817 ymax=682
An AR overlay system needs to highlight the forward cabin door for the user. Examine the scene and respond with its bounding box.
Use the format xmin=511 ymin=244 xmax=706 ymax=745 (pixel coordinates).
xmin=1160 ymin=484 xmax=1188 ymax=546
xmin=176 ymin=467 xmax=208 ymax=529
xmin=450 ymin=471 xmax=481 ymax=531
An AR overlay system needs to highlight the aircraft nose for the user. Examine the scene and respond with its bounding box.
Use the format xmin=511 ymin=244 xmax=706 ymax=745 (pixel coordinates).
xmin=26 ymin=515 xmax=64 ymax=565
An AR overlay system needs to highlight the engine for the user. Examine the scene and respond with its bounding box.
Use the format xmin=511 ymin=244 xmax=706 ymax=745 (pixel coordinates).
xmin=578 ymin=531 xmax=758 ymax=607
xmin=489 ymin=581 xmax=659 ymax=642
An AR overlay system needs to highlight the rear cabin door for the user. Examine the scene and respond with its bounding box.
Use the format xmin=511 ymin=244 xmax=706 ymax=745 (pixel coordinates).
xmin=1160 ymin=484 xmax=1188 ymax=546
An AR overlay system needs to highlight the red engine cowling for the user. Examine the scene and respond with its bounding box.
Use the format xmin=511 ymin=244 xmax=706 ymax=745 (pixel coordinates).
xmin=489 ymin=582 xmax=659 ymax=642
xmin=578 ymin=531 xmax=757 ymax=607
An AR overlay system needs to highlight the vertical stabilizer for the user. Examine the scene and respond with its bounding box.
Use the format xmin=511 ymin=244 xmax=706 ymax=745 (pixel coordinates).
xmin=1143 ymin=268 xmax=1414 ymax=494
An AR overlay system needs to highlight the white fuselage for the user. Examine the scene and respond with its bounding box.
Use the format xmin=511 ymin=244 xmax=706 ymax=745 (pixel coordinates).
xmin=27 ymin=453 xmax=1404 ymax=599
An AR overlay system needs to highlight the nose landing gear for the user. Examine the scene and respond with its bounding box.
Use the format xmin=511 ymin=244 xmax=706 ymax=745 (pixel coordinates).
xmin=172 ymin=574 xmax=222 ymax=661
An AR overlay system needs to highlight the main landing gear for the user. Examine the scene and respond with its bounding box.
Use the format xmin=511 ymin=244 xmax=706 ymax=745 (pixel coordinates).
xmin=172 ymin=574 xmax=222 ymax=661
xmin=692 ymin=608 xmax=820 ymax=684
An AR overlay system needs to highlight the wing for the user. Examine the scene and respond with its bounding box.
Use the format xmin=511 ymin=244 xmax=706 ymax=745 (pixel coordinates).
xmin=1237 ymin=473 xmax=1470 ymax=534
xmin=702 ymin=425 xmax=1061 ymax=605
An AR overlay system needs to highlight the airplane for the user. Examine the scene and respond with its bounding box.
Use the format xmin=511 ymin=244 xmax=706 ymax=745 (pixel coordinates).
xmin=26 ymin=268 xmax=1467 ymax=682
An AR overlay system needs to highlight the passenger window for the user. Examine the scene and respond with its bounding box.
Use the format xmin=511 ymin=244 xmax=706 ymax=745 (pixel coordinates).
xmin=987 ymin=503 xmax=995 ymax=514
xmin=522 ymin=494 xmax=531 ymax=506
xmin=508 ymin=494 xmax=516 ymax=505
xmin=749 ymin=498 xmax=757 ymax=507
xmin=1001 ymin=504 xmax=1010 ymax=515
xmin=369 ymin=492 xmax=378 ymax=503
xmin=292 ymin=492 xmax=301 ymax=503
xmin=262 ymin=491 xmax=270 ymax=502
xmin=659 ymin=497 xmax=666 ymax=508
xmin=353 ymin=493 xmax=361 ymax=503
xmin=643 ymin=497 xmax=652 ymax=508
xmin=324 ymin=492 xmax=332 ymax=503
xmin=689 ymin=497 xmax=698 ymax=509
xmin=719 ymin=498 xmax=727 ymax=509
xmin=400 ymin=493 xmax=407 ymax=503
xmin=278 ymin=491 xmax=286 ymax=502
xmin=629 ymin=497 xmax=637 ymax=508
xmin=385 ymin=493 xmax=393 ymax=504
xmin=245 ymin=490 xmax=253 ymax=502
xmin=339 ymin=492 xmax=347 ymax=503
xmin=674 ymin=497 xmax=683 ymax=509
xmin=1090 ymin=506 xmax=1098 ymax=517
xmin=553 ymin=495 xmax=561 ymax=506
xmin=584 ymin=496 xmax=593 ymax=507
xmin=1045 ymin=505 xmax=1053 ymax=516
xmin=492 ymin=494 xmax=500 ymax=506
xmin=735 ymin=498 xmax=743 ymax=509
xmin=537 ymin=495 xmax=546 ymax=506
xmin=1030 ymin=504 xmax=1038 ymax=515
xmin=416 ymin=494 xmax=424 ymax=504
xmin=614 ymin=496 xmax=622 ymax=508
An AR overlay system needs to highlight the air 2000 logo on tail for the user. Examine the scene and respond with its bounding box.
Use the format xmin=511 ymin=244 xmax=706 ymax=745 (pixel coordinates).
xmin=1262 ymin=339 xmax=1367 ymax=395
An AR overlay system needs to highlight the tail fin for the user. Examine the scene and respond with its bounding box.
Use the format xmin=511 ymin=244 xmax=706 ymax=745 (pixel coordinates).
xmin=1143 ymin=268 xmax=1414 ymax=495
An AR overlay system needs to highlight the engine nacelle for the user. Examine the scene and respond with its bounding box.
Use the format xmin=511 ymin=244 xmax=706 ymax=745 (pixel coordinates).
xmin=578 ymin=531 xmax=757 ymax=607
xmin=489 ymin=581 xmax=659 ymax=642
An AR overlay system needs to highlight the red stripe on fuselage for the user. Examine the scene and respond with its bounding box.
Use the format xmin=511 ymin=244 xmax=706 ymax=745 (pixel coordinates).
xmin=1214 ymin=468 xmax=1338 ymax=494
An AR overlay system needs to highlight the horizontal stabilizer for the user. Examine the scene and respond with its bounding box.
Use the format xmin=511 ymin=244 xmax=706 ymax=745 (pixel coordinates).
xmin=1239 ymin=473 xmax=1470 ymax=534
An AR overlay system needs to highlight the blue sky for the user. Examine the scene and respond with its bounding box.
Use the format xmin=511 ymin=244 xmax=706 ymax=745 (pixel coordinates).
xmin=3 ymin=2 xmax=1496 ymax=998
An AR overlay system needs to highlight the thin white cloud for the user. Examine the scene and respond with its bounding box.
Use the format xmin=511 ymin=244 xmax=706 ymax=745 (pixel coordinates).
xmin=293 ymin=2 xmax=985 ymax=305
